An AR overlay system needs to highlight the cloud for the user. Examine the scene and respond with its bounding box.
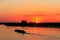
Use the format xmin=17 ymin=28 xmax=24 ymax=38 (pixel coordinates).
xmin=55 ymin=14 xmax=60 ymax=16
xmin=24 ymin=14 xmax=49 ymax=17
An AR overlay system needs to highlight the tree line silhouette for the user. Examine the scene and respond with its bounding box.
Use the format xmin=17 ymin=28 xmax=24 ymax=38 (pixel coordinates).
xmin=0 ymin=20 xmax=60 ymax=28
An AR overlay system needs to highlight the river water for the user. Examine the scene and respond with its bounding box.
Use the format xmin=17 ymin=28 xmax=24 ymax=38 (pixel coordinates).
xmin=0 ymin=25 xmax=60 ymax=40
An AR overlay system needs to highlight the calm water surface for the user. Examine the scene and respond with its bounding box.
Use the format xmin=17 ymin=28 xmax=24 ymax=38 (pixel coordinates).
xmin=0 ymin=25 xmax=60 ymax=40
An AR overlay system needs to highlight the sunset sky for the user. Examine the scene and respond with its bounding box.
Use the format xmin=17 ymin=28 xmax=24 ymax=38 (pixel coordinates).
xmin=0 ymin=0 xmax=60 ymax=22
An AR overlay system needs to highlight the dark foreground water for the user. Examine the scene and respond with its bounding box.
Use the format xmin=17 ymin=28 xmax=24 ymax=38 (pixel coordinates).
xmin=0 ymin=25 xmax=60 ymax=40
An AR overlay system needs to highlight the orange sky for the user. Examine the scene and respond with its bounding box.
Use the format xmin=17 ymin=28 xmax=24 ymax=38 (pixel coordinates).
xmin=0 ymin=0 xmax=60 ymax=22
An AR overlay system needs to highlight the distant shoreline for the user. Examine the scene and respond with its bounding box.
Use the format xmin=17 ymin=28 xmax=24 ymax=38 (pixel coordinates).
xmin=0 ymin=22 xmax=60 ymax=28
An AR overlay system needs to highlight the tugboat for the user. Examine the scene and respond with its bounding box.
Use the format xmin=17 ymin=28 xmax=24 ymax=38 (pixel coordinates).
xmin=15 ymin=29 xmax=41 ymax=36
xmin=15 ymin=29 xmax=26 ymax=34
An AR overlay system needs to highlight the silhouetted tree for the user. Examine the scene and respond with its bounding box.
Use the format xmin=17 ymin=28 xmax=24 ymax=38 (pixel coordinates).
xmin=21 ymin=20 xmax=27 ymax=23
xmin=20 ymin=20 xmax=27 ymax=26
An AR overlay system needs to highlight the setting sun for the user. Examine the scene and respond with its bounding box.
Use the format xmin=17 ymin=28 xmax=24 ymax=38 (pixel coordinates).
xmin=32 ymin=16 xmax=42 ymax=23
xmin=35 ymin=18 xmax=40 ymax=23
